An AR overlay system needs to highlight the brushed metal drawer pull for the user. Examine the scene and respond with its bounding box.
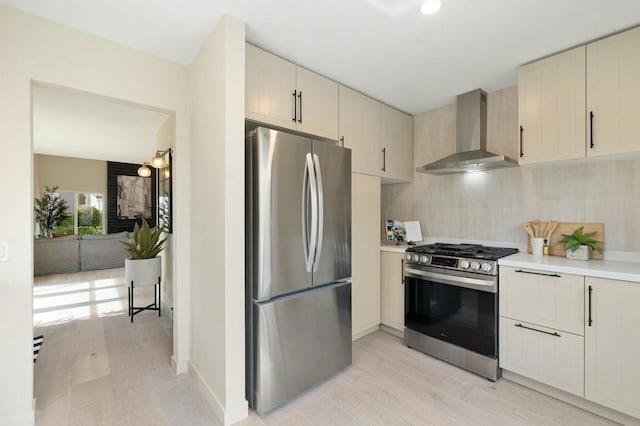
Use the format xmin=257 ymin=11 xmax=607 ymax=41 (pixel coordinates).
xmin=515 ymin=269 xmax=561 ymax=278
xmin=515 ymin=323 xmax=561 ymax=337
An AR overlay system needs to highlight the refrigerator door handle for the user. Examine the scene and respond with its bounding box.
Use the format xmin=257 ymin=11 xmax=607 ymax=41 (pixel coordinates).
xmin=312 ymin=153 xmax=324 ymax=272
xmin=302 ymin=158 xmax=310 ymax=271
xmin=305 ymin=153 xmax=318 ymax=273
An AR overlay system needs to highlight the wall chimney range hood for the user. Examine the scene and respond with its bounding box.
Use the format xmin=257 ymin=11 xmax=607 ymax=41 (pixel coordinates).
xmin=416 ymin=89 xmax=518 ymax=175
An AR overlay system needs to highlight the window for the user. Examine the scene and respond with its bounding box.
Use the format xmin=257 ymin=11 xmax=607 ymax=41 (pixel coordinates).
xmin=53 ymin=192 xmax=104 ymax=236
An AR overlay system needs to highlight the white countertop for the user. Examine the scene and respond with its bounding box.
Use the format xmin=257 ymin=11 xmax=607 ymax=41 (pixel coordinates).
xmin=380 ymin=244 xmax=410 ymax=253
xmin=499 ymin=253 xmax=640 ymax=283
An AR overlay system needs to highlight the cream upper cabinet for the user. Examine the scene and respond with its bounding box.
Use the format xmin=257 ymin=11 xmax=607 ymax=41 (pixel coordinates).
xmin=245 ymin=44 xmax=297 ymax=131
xmin=245 ymin=45 xmax=339 ymax=140
xmin=339 ymin=86 xmax=413 ymax=181
xmin=585 ymin=277 xmax=640 ymax=419
xmin=380 ymin=104 xmax=413 ymax=183
xmin=351 ymin=174 xmax=381 ymax=339
xmin=295 ymin=67 xmax=339 ymax=140
xmin=518 ymin=46 xmax=586 ymax=164
xmin=587 ymin=26 xmax=640 ymax=157
xmin=380 ymin=250 xmax=405 ymax=333
xmin=339 ymin=86 xmax=382 ymax=176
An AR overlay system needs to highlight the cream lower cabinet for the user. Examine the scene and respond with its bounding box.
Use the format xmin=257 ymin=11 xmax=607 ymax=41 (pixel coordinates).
xmin=500 ymin=317 xmax=584 ymax=396
xmin=380 ymin=251 xmax=404 ymax=333
xmin=585 ymin=277 xmax=640 ymax=419
xmin=499 ymin=266 xmax=585 ymax=396
xmin=351 ymin=174 xmax=380 ymax=339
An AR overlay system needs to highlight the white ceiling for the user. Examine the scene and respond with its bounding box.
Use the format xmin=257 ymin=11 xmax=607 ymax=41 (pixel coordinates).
xmin=5 ymin=0 xmax=640 ymax=114
xmin=33 ymin=85 xmax=172 ymax=163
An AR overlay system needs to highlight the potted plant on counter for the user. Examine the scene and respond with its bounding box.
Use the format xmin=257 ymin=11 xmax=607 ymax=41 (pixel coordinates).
xmin=557 ymin=226 xmax=603 ymax=260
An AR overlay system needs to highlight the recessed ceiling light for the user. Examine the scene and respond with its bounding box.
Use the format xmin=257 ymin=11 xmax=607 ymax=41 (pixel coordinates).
xmin=421 ymin=0 xmax=442 ymax=15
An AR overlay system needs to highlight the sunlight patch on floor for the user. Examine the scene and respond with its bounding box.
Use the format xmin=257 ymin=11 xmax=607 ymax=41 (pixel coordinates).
xmin=33 ymin=276 xmax=126 ymax=326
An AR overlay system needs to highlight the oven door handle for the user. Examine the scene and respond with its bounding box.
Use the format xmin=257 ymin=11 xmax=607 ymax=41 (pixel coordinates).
xmin=404 ymin=267 xmax=497 ymax=293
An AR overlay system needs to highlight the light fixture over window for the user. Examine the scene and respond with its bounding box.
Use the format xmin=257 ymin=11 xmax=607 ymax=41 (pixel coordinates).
xmin=137 ymin=149 xmax=172 ymax=177
xmin=421 ymin=0 xmax=442 ymax=15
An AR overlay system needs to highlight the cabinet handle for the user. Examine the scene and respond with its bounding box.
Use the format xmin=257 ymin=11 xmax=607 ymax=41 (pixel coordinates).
xmin=515 ymin=323 xmax=561 ymax=337
xmin=298 ymin=91 xmax=302 ymax=123
xmin=514 ymin=269 xmax=561 ymax=278
xmin=588 ymin=286 xmax=593 ymax=327
xmin=292 ymin=90 xmax=297 ymax=123
xmin=339 ymin=136 xmax=344 ymax=148
xmin=381 ymin=147 xmax=386 ymax=172
xmin=589 ymin=111 xmax=595 ymax=149
xmin=401 ymin=258 xmax=405 ymax=285
xmin=519 ymin=125 xmax=524 ymax=158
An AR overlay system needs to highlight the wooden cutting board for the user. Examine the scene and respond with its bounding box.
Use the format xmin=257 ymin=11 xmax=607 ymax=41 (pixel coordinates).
xmin=527 ymin=222 xmax=604 ymax=259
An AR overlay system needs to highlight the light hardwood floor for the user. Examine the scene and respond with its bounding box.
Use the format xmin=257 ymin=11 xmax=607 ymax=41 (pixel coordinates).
xmin=35 ymin=269 xmax=616 ymax=425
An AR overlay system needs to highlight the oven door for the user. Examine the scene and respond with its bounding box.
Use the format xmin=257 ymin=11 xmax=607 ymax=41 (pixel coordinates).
xmin=404 ymin=266 xmax=497 ymax=358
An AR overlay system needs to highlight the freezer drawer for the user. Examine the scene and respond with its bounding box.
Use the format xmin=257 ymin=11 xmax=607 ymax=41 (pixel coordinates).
xmin=249 ymin=282 xmax=352 ymax=414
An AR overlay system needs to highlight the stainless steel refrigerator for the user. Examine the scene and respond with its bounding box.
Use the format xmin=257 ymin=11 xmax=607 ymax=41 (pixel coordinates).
xmin=245 ymin=127 xmax=352 ymax=414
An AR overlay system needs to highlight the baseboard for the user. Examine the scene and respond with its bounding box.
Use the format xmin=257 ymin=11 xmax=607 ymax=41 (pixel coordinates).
xmin=171 ymin=355 xmax=188 ymax=375
xmin=380 ymin=324 xmax=404 ymax=338
xmin=352 ymin=324 xmax=380 ymax=341
xmin=502 ymin=370 xmax=640 ymax=425
xmin=188 ymin=361 xmax=248 ymax=426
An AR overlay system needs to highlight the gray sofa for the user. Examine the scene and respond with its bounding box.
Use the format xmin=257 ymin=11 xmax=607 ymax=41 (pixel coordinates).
xmin=34 ymin=232 xmax=130 ymax=276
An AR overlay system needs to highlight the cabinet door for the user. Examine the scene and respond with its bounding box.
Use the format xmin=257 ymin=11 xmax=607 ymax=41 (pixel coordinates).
xmin=585 ymin=277 xmax=640 ymax=418
xmin=500 ymin=317 xmax=584 ymax=397
xmin=380 ymin=104 xmax=413 ymax=183
xmin=296 ymin=67 xmax=339 ymax=140
xmin=245 ymin=44 xmax=296 ymax=130
xmin=351 ymin=174 xmax=380 ymax=339
xmin=339 ymin=86 xmax=381 ymax=176
xmin=500 ymin=267 xmax=584 ymax=335
xmin=587 ymin=26 xmax=640 ymax=157
xmin=380 ymin=251 xmax=405 ymax=332
xmin=518 ymin=46 xmax=586 ymax=164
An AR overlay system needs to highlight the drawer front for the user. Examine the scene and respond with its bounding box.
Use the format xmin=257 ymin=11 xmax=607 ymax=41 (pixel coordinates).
xmin=500 ymin=266 xmax=584 ymax=335
xmin=500 ymin=317 xmax=584 ymax=397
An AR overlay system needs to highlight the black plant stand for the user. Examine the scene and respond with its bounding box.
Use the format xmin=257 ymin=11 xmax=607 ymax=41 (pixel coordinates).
xmin=128 ymin=277 xmax=161 ymax=323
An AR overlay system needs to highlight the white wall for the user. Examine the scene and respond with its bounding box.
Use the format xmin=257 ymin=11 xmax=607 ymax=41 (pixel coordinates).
xmin=382 ymin=87 xmax=640 ymax=255
xmin=188 ymin=15 xmax=247 ymax=425
xmin=0 ymin=6 xmax=190 ymax=423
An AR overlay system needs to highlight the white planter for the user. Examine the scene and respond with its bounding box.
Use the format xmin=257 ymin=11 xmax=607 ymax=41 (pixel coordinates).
xmin=566 ymin=245 xmax=590 ymax=261
xmin=125 ymin=257 xmax=161 ymax=287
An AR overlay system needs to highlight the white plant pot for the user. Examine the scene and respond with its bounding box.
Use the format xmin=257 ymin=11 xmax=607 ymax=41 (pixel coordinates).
xmin=125 ymin=257 xmax=161 ymax=287
xmin=566 ymin=245 xmax=590 ymax=261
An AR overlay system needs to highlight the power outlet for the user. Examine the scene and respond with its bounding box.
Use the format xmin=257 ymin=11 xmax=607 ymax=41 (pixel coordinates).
xmin=0 ymin=240 xmax=8 ymax=262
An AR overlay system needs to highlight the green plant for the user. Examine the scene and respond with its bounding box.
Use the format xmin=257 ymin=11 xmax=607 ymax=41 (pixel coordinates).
xmin=557 ymin=227 xmax=603 ymax=253
xmin=34 ymin=186 xmax=69 ymax=238
xmin=121 ymin=219 xmax=166 ymax=259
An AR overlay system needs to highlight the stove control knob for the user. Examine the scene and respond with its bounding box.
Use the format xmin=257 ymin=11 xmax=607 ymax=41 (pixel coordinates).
xmin=481 ymin=262 xmax=493 ymax=273
xmin=412 ymin=254 xmax=420 ymax=263
xmin=460 ymin=260 xmax=470 ymax=269
xmin=419 ymin=255 xmax=429 ymax=264
xmin=405 ymin=253 xmax=412 ymax=262
xmin=470 ymin=261 xmax=481 ymax=271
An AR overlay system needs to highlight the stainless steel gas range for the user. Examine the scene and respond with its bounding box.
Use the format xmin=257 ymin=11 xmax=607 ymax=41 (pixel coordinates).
xmin=403 ymin=243 xmax=518 ymax=381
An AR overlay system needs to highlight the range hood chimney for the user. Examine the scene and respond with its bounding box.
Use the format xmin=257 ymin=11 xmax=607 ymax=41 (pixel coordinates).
xmin=416 ymin=89 xmax=518 ymax=175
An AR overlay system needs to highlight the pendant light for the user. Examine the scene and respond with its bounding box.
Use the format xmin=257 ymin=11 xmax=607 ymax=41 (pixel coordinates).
xmin=137 ymin=163 xmax=152 ymax=177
